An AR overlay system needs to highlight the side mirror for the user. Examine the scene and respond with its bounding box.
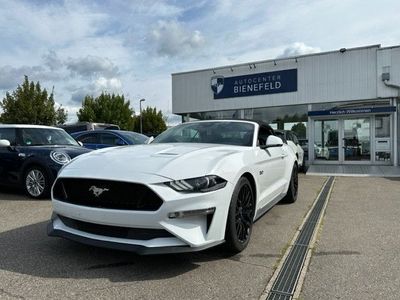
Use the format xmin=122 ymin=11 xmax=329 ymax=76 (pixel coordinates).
xmin=77 ymin=141 xmax=83 ymax=147
xmin=260 ymin=135 xmax=283 ymax=149
xmin=116 ymin=139 xmax=125 ymax=146
xmin=146 ymin=136 xmax=154 ymax=144
xmin=0 ymin=139 xmax=11 ymax=147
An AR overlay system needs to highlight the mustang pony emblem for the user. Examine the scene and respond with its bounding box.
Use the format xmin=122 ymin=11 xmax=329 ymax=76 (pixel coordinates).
xmin=89 ymin=186 xmax=109 ymax=197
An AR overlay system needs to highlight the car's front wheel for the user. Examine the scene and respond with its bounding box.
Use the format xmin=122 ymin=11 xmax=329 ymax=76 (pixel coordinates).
xmin=24 ymin=166 xmax=50 ymax=199
xmin=282 ymin=164 xmax=298 ymax=203
xmin=225 ymin=177 xmax=255 ymax=253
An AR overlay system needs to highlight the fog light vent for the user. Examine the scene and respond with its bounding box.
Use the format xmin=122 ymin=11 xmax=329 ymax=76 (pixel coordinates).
xmin=168 ymin=207 xmax=216 ymax=219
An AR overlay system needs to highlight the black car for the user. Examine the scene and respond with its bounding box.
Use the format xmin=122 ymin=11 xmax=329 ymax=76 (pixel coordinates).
xmin=0 ymin=125 xmax=91 ymax=199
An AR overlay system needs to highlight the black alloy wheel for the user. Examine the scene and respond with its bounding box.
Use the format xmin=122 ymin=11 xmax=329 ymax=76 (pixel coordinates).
xmin=225 ymin=177 xmax=255 ymax=253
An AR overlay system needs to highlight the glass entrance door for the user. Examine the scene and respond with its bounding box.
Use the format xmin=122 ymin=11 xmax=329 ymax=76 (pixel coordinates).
xmin=343 ymin=118 xmax=371 ymax=161
xmin=314 ymin=120 xmax=339 ymax=161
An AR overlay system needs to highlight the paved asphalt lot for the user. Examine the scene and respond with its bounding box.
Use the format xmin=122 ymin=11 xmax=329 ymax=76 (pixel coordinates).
xmin=0 ymin=175 xmax=398 ymax=299
xmin=301 ymin=177 xmax=400 ymax=300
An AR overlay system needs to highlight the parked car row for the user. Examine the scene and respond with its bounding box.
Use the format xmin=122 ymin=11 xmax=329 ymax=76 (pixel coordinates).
xmin=1 ymin=120 xmax=301 ymax=254
xmin=274 ymin=130 xmax=305 ymax=171
xmin=0 ymin=125 xmax=149 ymax=198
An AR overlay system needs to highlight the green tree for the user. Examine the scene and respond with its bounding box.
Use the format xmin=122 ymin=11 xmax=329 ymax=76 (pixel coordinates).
xmin=77 ymin=92 xmax=135 ymax=130
xmin=0 ymin=76 xmax=67 ymax=125
xmin=291 ymin=122 xmax=307 ymax=138
xmin=134 ymin=106 xmax=167 ymax=135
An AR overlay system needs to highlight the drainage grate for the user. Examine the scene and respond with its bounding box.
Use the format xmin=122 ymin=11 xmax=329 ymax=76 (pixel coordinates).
xmin=266 ymin=176 xmax=335 ymax=300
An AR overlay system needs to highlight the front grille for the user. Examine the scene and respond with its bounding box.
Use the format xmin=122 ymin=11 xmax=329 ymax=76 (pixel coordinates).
xmin=53 ymin=178 xmax=163 ymax=211
xmin=59 ymin=215 xmax=173 ymax=240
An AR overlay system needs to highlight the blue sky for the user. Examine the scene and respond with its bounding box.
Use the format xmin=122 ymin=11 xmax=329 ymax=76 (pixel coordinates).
xmin=0 ymin=0 xmax=399 ymax=124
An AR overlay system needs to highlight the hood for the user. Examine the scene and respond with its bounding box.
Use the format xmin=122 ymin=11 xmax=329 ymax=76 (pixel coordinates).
xmin=62 ymin=143 xmax=246 ymax=182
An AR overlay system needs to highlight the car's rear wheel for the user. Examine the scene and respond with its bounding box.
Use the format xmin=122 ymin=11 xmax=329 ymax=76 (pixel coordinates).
xmin=225 ymin=177 xmax=255 ymax=253
xmin=24 ymin=166 xmax=50 ymax=199
xmin=282 ymin=164 xmax=298 ymax=203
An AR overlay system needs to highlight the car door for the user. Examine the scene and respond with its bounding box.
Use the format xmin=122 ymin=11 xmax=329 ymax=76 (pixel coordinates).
xmin=254 ymin=125 xmax=287 ymax=211
xmin=0 ymin=128 xmax=22 ymax=185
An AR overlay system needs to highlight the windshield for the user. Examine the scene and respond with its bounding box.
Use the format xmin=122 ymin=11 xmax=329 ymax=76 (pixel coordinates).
xmin=152 ymin=121 xmax=255 ymax=146
xmin=118 ymin=131 xmax=148 ymax=144
xmin=20 ymin=128 xmax=79 ymax=146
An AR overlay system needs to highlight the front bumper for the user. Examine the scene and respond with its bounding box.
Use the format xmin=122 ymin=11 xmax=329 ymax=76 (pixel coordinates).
xmin=48 ymin=181 xmax=233 ymax=254
xmin=47 ymin=218 xmax=223 ymax=254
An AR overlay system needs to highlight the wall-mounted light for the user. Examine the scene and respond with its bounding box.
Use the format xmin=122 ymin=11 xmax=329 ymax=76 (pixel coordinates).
xmin=339 ymin=48 xmax=346 ymax=53
xmin=249 ymin=64 xmax=252 ymax=69
xmin=295 ymin=58 xmax=298 ymax=63
xmin=253 ymin=63 xmax=256 ymax=69
xmin=273 ymin=60 xmax=277 ymax=66
xmin=230 ymin=67 xmax=234 ymax=72
xmin=212 ymin=70 xmax=216 ymax=74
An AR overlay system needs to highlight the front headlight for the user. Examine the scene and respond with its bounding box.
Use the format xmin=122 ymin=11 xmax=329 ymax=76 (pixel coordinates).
xmin=165 ymin=175 xmax=227 ymax=193
xmin=50 ymin=151 xmax=71 ymax=165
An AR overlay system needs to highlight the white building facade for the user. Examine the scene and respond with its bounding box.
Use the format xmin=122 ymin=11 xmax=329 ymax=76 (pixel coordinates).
xmin=172 ymin=45 xmax=400 ymax=166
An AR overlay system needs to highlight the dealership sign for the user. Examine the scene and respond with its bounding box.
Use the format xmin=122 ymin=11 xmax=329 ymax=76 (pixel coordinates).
xmin=211 ymin=69 xmax=297 ymax=99
xmin=308 ymin=106 xmax=396 ymax=116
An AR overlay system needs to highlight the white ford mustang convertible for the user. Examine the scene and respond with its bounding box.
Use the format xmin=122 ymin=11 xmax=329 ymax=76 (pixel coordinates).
xmin=48 ymin=120 xmax=298 ymax=254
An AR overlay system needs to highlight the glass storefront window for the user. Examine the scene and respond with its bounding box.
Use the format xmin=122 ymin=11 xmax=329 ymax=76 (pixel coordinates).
xmin=375 ymin=114 xmax=391 ymax=162
xmin=343 ymin=118 xmax=370 ymax=161
xmin=314 ymin=120 xmax=338 ymax=160
xmin=189 ymin=109 xmax=242 ymax=120
xmin=188 ymin=104 xmax=308 ymax=139
xmin=375 ymin=115 xmax=390 ymax=138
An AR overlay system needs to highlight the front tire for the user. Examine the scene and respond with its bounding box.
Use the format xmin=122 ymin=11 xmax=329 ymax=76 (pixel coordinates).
xmin=282 ymin=164 xmax=298 ymax=203
xmin=24 ymin=166 xmax=50 ymax=199
xmin=225 ymin=177 xmax=255 ymax=253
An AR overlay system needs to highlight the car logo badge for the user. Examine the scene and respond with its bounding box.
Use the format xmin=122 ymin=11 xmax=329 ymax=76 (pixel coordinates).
xmin=211 ymin=75 xmax=224 ymax=95
xmin=89 ymin=186 xmax=109 ymax=197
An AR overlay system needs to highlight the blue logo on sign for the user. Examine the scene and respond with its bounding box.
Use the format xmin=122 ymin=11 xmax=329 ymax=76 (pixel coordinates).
xmin=211 ymin=76 xmax=224 ymax=95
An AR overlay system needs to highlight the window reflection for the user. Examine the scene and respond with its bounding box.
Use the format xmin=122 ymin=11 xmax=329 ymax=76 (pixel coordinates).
xmin=314 ymin=120 xmax=338 ymax=160
xmin=188 ymin=104 xmax=308 ymax=139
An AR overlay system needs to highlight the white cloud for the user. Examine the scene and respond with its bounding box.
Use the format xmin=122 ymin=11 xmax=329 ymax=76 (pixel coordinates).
xmin=2 ymin=0 xmax=400 ymax=124
xmin=0 ymin=65 xmax=62 ymax=90
xmin=277 ymin=42 xmax=321 ymax=58
xmin=43 ymin=50 xmax=63 ymax=71
xmin=150 ymin=20 xmax=205 ymax=57
xmin=95 ymin=77 xmax=122 ymax=91
xmin=131 ymin=1 xmax=183 ymax=18
xmin=66 ymin=56 xmax=119 ymax=79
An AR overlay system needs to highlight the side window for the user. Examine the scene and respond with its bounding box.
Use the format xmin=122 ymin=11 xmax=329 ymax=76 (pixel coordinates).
xmin=0 ymin=128 xmax=16 ymax=145
xmin=78 ymin=133 xmax=97 ymax=144
xmin=99 ymin=133 xmax=122 ymax=145
xmin=257 ymin=126 xmax=271 ymax=146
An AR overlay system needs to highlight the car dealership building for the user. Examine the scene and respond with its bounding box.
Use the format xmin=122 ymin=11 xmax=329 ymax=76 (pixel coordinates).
xmin=172 ymin=44 xmax=400 ymax=166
